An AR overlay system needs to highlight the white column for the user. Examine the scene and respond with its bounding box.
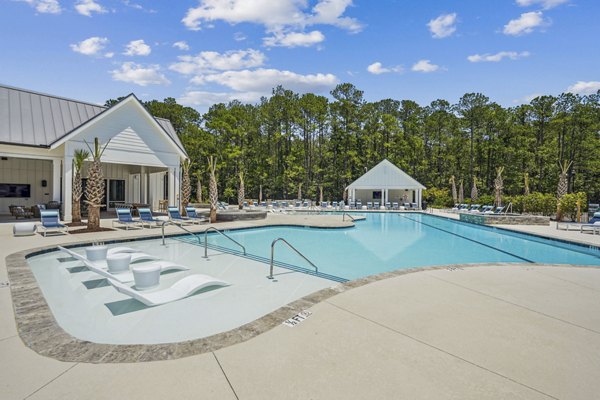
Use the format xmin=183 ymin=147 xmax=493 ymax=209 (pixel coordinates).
xmin=174 ymin=165 xmax=181 ymax=208
xmin=52 ymin=158 xmax=62 ymax=202
xmin=417 ymin=189 xmax=422 ymax=209
xmin=140 ymin=166 xmax=147 ymax=204
xmin=62 ymin=156 xmax=72 ymax=222
xmin=168 ymin=167 xmax=175 ymax=207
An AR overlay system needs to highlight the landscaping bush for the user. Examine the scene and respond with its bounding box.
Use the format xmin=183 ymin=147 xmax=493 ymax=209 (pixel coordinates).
xmin=477 ymin=194 xmax=495 ymax=207
xmin=558 ymin=192 xmax=587 ymax=221
xmin=423 ymin=187 xmax=453 ymax=208
xmin=521 ymin=192 xmax=557 ymax=216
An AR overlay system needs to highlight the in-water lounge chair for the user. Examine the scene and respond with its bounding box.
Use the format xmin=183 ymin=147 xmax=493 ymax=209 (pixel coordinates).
xmin=168 ymin=207 xmax=195 ymax=225
xmin=107 ymin=274 xmax=229 ymax=306
xmin=112 ymin=208 xmax=143 ymax=230
xmin=58 ymin=246 xmax=189 ymax=283
xmin=185 ymin=207 xmax=208 ymax=224
xmin=138 ymin=208 xmax=162 ymax=228
xmin=38 ymin=210 xmax=68 ymax=237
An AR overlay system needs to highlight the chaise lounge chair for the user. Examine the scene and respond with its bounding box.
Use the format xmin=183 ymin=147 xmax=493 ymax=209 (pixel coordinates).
xmin=38 ymin=210 xmax=68 ymax=237
xmin=185 ymin=207 xmax=209 ymax=223
xmin=580 ymin=213 xmax=600 ymax=234
xmin=168 ymin=207 xmax=195 ymax=225
xmin=138 ymin=208 xmax=162 ymax=228
xmin=106 ymin=274 xmax=229 ymax=306
xmin=58 ymin=246 xmax=189 ymax=283
xmin=112 ymin=208 xmax=143 ymax=230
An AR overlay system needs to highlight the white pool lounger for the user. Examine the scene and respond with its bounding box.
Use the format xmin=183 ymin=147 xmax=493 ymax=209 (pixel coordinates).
xmin=107 ymin=275 xmax=229 ymax=306
xmin=58 ymin=246 xmax=189 ymax=283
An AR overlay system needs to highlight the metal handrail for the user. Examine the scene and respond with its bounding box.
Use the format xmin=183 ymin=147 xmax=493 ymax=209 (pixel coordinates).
xmin=504 ymin=202 xmax=513 ymax=215
xmin=203 ymin=227 xmax=246 ymax=258
xmin=342 ymin=212 xmax=356 ymax=221
xmin=161 ymin=220 xmax=202 ymax=246
xmin=268 ymin=238 xmax=318 ymax=279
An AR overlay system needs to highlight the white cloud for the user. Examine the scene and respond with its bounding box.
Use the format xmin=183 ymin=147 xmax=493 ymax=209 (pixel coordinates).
xmin=516 ymin=0 xmax=568 ymax=9
xmin=123 ymin=39 xmax=151 ymax=56
xmin=427 ymin=13 xmax=457 ymax=39
xmin=367 ymin=62 xmax=402 ymax=75
xmin=169 ymin=49 xmax=266 ymax=75
xmin=178 ymin=90 xmax=264 ymax=106
xmin=173 ymin=41 xmax=190 ymax=51
xmin=111 ymin=62 xmax=170 ymax=86
xmin=182 ymin=0 xmax=362 ymax=32
xmin=192 ymin=68 xmax=338 ymax=93
xmin=233 ymin=32 xmax=247 ymax=41
xmin=70 ymin=36 xmax=109 ymax=56
xmin=503 ymin=11 xmax=547 ymax=36
xmin=467 ymin=51 xmax=530 ymax=63
xmin=18 ymin=0 xmax=61 ymax=14
xmin=122 ymin=0 xmax=156 ymax=13
xmin=411 ymin=59 xmax=440 ymax=73
xmin=567 ymin=81 xmax=600 ymax=95
xmin=263 ymin=30 xmax=325 ymax=47
xmin=104 ymin=52 xmax=114 ymax=58
xmin=75 ymin=0 xmax=106 ymax=17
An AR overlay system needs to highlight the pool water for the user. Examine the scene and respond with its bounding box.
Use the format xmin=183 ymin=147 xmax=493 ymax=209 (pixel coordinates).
xmin=188 ymin=213 xmax=600 ymax=281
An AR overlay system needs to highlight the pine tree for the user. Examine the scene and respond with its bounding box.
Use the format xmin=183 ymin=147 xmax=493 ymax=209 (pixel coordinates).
xmin=72 ymin=149 xmax=90 ymax=223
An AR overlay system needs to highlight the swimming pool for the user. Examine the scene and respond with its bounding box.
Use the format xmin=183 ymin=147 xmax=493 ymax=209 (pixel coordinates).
xmin=26 ymin=212 xmax=599 ymax=345
xmin=179 ymin=213 xmax=600 ymax=281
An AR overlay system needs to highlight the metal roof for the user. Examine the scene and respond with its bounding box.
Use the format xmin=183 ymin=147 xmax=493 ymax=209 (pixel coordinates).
xmin=346 ymin=159 xmax=426 ymax=190
xmin=0 ymin=84 xmax=186 ymax=156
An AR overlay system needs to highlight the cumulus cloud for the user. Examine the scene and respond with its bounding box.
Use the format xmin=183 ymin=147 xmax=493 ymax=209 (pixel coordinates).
xmin=18 ymin=0 xmax=61 ymax=14
xmin=467 ymin=51 xmax=530 ymax=63
xmin=411 ymin=60 xmax=440 ymax=73
xmin=503 ymin=11 xmax=547 ymax=36
xmin=366 ymin=62 xmax=402 ymax=75
xmin=70 ymin=36 xmax=109 ymax=56
xmin=182 ymin=0 xmax=361 ymax=48
xmin=123 ymin=39 xmax=151 ymax=56
xmin=170 ymin=49 xmax=266 ymax=75
xmin=75 ymin=0 xmax=106 ymax=17
xmin=111 ymin=62 xmax=170 ymax=86
xmin=173 ymin=41 xmax=190 ymax=51
xmin=567 ymin=81 xmax=600 ymax=95
xmin=263 ymin=30 xmax=325 ymax=48
xmin=427 ymin=13 xmax=457 ymax=38
xmin=516 ymin=0 xmax=568 ymax=9
xmin=178 ymin=90 xmax=264 ymax=106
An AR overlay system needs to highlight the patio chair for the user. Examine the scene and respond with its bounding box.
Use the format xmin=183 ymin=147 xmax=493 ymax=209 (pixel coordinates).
xmin=58 ymin=246 xmax=188 ymax=283
xmin=295 ymin=201 xmax=301 ymax=208
xmin=493 ymin=206 xmax=504 ymax=214
xmin=374 ymin=201 xmax=380 ymax=209
xmin=13 ymin=206 xmax=33 ymax=219
xmin=185 ymin=207 xmax=208 ymax=223
xmin=385 ymin=202 xmax=391 ymax=210
xmin=367 ymin=202 xmax=373 ymax=209
xmin=469 ymin=204 xmax=481 ymax=212
xmin=112 ymin=208 xmax=143 ymax=230
xmin=38 ymin=210 xmax=68 ymax=236
xmin=332 ymin=201 xmax=338 ymax=209
xmin=357 ymin=200 xmax=363 ymax=209
xmin=302 ymin=201 xmax=309 ymax=208
xmin=410 ymin=202 xmax=418 ymax=209
xmin=392 ymin=202 xmax=399 ymax=210
xmin=106 ymin=274 xmax=228 ymax=307
xmin=580 ymin=212 xmax=600 ymax=234
xmin=168 ymin=207 xmax=195 ymax=225
xmin=138 ymin=208 xmax=162 ymax=228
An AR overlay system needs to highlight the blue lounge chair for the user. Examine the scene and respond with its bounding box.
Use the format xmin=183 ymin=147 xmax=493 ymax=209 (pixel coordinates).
xmin=332 ymin=201 xmax=338 ymax=209
xmin=493 ymin=206 xmax=504 ymax=214
xmin=357 ymin=200 xmax=363 ymax=209
xmin=367 ymin=202 xmax=373 ymax=209
xmin=580 ymin=212 xmax=600 ymax=234
xmin=374 ymin=201 xmax=380 ymax=209
xmin=112 ymin=208 xmax=143 ymax=230
xmin=168 ymin=206 xmax=195 ymax=225
xmin=302 ymin=201 xmax=309 ymax=208
xmin=138 ymin=208 xmax=162 ymax=228
xmin=385 ymin=202 xmax=391 ymax=210
xmin=185 ymin=207 xmax=208 ymax=223
xmin=38 ymin=210 xmax=68 ymax=236
xmin=410 ymin=202 xmax=418 ymax=209
xmin=392 ymin=202 xmax=399 ymax=210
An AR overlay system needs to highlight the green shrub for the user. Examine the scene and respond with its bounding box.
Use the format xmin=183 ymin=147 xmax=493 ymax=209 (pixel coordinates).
xmin=423 ymin=187 xmax=454 ymax=208
xmin=477 ymin=194 xmax=495 ymax=207
xmin=521 ymin=192 xmax=557 ymax=215
xmin=558 ymin=192 xmax=587 ymax=221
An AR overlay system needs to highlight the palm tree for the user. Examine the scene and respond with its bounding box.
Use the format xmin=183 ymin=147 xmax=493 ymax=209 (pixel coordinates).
xmin=194 ymin=170 xmax=202 ymax=203
xmin=494 ymin=167 xmax=504 ymax=207
xmin=470 ymin=176 xmax=478 ymax=203
xmin=238 ymin=171 xmax=245 ymax=210
xmin=208 ymin=156 xmax=218 ymax=223
xmin=458 ymin=179 xmax=464 ymax=204
xmin=450 ymin=175 xmax=457 ymax=204
xmin=84 ymin=138 xmax=109 ymax=230
xmin=523 ymin=172 xmax=530 ymax=196
xmin=181 ymin=159 xmax=191 ymax=214
xmin=71 ymin=148 xmax=90 ymax=223
xmin=556 ymin=160 xmax=572 ymax=220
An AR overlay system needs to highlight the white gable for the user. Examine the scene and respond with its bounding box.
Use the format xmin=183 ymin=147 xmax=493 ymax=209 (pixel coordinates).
xmin=347 ymin=159 xmax=426 ymax=190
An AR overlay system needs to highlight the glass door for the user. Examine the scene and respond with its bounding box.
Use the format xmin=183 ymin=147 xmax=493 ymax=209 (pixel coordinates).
xmin=108 ymin=179 xmax=125 ymax=209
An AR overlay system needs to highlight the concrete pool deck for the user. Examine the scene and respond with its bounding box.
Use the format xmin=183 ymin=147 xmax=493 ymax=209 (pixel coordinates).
xmin=1 ymin=212 xmax=599 ymax=399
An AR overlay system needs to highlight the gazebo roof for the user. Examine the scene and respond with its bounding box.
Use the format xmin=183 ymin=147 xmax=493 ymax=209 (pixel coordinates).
xmin=346 ymin=159 xmax=426 ymax=190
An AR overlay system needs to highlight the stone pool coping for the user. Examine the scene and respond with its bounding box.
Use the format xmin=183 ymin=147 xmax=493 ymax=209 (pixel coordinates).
xmin=4 ymin=216 xmax=600 ymax=363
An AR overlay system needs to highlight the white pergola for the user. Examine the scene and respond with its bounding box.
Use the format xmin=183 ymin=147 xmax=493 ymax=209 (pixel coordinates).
xmin=346 ymin=159 xmax=426 ymax=208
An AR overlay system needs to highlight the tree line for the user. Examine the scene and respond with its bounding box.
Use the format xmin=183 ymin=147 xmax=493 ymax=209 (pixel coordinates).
xmin=110 ymin=83 xmax=600 ymax=205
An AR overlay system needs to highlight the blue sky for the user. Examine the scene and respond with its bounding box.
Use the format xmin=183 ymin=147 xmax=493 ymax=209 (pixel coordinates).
xmin=1 ymin=0 xmax=599 ymax=113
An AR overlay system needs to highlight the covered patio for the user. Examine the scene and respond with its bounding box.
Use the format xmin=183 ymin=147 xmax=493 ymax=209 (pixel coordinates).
xmin=346 ymin=159 xmax=426 ymax=208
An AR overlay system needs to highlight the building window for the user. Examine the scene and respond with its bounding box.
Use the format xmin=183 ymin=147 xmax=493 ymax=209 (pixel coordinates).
xmin=108 ymin=179 xmax=125 ymax=208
